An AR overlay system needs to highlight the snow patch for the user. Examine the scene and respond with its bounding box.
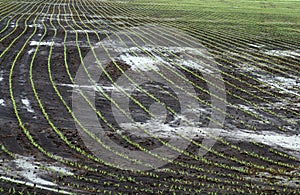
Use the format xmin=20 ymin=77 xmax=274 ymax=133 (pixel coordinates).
xmin=28 ymin=48 xmax=36 ymax=55
xmin=14 ymin=157 xmax=57 ymax=186
xmin=57 ymin=83 xmax=116 ymax=91
xmin=238 ymin=104 xmax=268 ymax=123
xmin=0 ymin=176 xmax=73 ymax=194
xmin=21 ymin=97 xmax=35 ymax=113
xmin=0 ymin=99 xmax=5 ymax=106
xmin=245 ymin=171 xmax=300 ymax=188
xmin=118 ymin=53 xmax=162 ymax=72
xmin=257 ymin=75 xmax=300 ymax=96
xmin=119 ymin=120 xmax=201 ymax=138
xmin=118 ymin=115 xmax=300 ymax=158
xmin=0 ymin=70 xmax=3 ymax=82
xmin=0 ymin=155 xmax=73 ymax=194
xmin=111 ymin=45 xmax=215 ymax=72
xmin=30 ymin=40 xmax=90 ymax=47
xmin=219 ymin=128 xmax=300 ymax=157
xmin=28 ymin=23 xmax=43 ymax=28
xmin=68 ymin=29 xmax=109 ymax=34
xmin=173 ymin=59 xmax=214 ymax=73
xmin=10 ymin=22 xmax=15 ymax=28
xmin=30 ymin=41 xmax=55 ymax=46
xmin=248 ymin=43 xmax=264 ymax=48
xmin=263 ymin=50 xmax=300 ymax=58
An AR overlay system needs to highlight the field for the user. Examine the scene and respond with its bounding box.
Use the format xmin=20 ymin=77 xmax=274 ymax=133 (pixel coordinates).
xmin=0 ymin=0 xmax=300 ymax=194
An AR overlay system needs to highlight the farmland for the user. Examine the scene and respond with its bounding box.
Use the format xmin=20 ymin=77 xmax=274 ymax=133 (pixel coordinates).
xmin=0 ymin=0 xmax=300 ymax=194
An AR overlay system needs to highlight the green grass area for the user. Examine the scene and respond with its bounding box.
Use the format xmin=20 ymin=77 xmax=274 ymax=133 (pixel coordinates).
xmin=122 ymin=0 xmax=300 ymax=41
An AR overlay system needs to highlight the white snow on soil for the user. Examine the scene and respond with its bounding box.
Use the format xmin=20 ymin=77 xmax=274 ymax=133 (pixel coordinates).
xmin=113 ymin=46 xmax=215 ymax=72
xmin=14 ymin=157 xmax=57 ymax=186
xmin=0 ymin=176 xmax=73 ymax=195
xmin=0 ymin=99 xmax=5 ymax=106
xmin=119 ymin=120 xmax=201 ymax=139
xmin=263 ymin=50 xmax=300 ymax=58
xmin=28 ymin=48 xmax=36 ymax=55
xmin=218 ymin=128 xmax=300 ymax=157
xmin=257 ymin=75 xmax=300 ymax=96
xmin=67 ymin=29 xmax=109 ymax=34
xmin=248 ymin=43 xmax=264 ymax=48
xmin=29 ymin=40 xmax=90 ymax=47
xmin=118 ymin=117 xmax=300 ymax=158
xmin=162 ymin=46 xmax=214 ymax=59
xmin=173 ymin=59 xmax=214 ymax=73
xmin=238 ymin=104 xmax=269 ymax=122
xmin=28 ymin=23 xmax=43 ymax=28
xmin=245 ymin=171 xmax=300 ymax=188
xmin=118 ymin=53 xmax=162 ymax=72
xmin=0 ymin=70 xmax=3 ymax=82
xmin=21 ymin=98 xmax=35 ymax=113
xmin=30 ymin=41 xmax=55 ymax=46
xmin=57 ymin=83 xmax=116 ymax=91
xmin=0 ymin=155 xmax=73 ymax=194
